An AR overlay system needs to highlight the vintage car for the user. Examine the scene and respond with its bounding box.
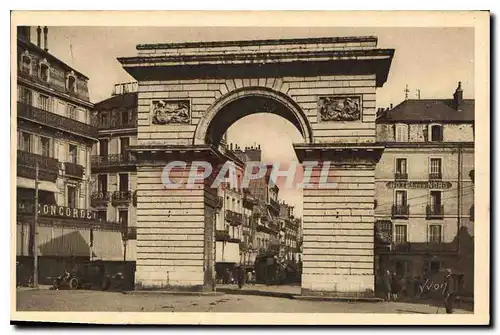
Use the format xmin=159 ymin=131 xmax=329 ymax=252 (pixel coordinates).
xmin=52 ymin=261 xmax=125 ymax=291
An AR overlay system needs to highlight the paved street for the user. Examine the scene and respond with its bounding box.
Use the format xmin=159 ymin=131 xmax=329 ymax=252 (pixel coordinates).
xmin=16 ymin=288 xmax=473 ymax=314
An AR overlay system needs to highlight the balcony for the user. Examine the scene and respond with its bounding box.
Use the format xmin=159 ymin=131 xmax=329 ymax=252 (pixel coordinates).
xmin=64 ymin=162 xmax=84 ymax=179
xmin=91 ymin=192 xmax=110 ymax=207
xmin=111 ymin=190 xmax=133 ymax=207
xmin=122 ymin=226 xmax=137 ymax=241
xmin=17 ymin=102 xmax=98 ymax=139
xmin=95 ymin=115 xmax=138 ymax=131
xmin=215 ymin=196 xmax=223 ymax=209
xmin=391 ymin=204 xmax=409 ymax=219
xmin=243 ymin=191 xmax=258 ymax=208
xmin=17 ymin=150 xmax=59 ymax=182
xmin=391 ymin=242 xmax=457 ymax=253
xmin=429 ymin=172 xmax=443 ymax=180
xmin=269 ymin=198 xmax=280 ymax=214
xmin=225 ymin=210 xmax=243 ymax=226
xmin=215 ymin=228 xmax=230 ymax=242
xmin=18 ymin=71 xmax=88 ymax=101
xmin=394 ymin=172 xmax=408 ymax=180
xmin=91 ymin=153 xmax=136 ymax=168
xmin=426 ymin=205 xmax=444 ymax=219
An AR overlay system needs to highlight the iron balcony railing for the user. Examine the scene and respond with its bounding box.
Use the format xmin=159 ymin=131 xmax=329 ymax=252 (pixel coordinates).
xmin=91 ymin=192 xmax=110 ymax=207
xmin=269 ymin=198 xmax=280 ymax=213
xmin=17 ymin=102 xmax=98 ymax=139
xmin=394 ymin=172 xmax=408 ymax=180
xmin=391 ymin=242 xmax=456 ymax=253
xmin=426 ymin=205 xmax=444 ymax=219
xmin=122 ymin=226 xmax=137 ymax=241
xmin=91 ymin=153 xmax=136 ymax=168
xmin=94 ymin=115 xmax=138 ymax=130
xmin=111 ymin=190 xmax=133 ymax=207
xmin=429 ymin=172 xmax=443 ymax=180
xmin=64 ymin=162 xmax=84 ymax=179
xmin=215 ymin=228 xmax=230 ymax=242
xmin=17 ymin=150 xmax=59 ymax=182
xmin=391 ymin=204 xmax=409 ymax=219
xmin=225 ymin=210 xmax=243 ymax=226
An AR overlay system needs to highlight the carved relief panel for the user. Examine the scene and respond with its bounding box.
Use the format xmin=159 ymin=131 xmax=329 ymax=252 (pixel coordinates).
xmin=151 ymin=99 xmax=190 ymax=125
xmin=318 ymin=95 xmax=362 ymax=122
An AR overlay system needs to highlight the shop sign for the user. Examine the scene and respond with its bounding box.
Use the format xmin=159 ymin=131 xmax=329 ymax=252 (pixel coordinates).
xmin=386 ymin=181 xmax=452 ymax=189
xmin=17 ymin=202 xmax=98 ymax=221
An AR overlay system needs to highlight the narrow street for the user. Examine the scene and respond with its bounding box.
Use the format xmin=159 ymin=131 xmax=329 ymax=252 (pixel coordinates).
xmin=16 ymin=288 xmax=473 ymax=314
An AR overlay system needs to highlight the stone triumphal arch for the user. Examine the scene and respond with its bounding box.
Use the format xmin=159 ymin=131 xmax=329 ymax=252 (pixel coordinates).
xmin=118 ymin=36 xmax=394 ymax=297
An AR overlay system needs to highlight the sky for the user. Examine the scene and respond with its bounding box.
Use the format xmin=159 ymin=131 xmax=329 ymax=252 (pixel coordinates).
xmin=31 ymin=26 xmax=475 ymax=217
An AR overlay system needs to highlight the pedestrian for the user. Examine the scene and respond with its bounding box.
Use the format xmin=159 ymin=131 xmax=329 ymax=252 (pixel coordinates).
xmin=383 ymin=269 xmax=392 ymax=301
xmin=391 ymin=272 xmax=401 ymax=301
xmin=443 ymin=269 xmax=455 ymax=314
xmin=236 ymin=266 xmax=244 ymax=289
xmin=247 ymin=270 xmax=253 ymax=284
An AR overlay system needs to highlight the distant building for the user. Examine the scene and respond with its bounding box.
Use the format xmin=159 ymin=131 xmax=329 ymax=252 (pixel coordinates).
xmin=90 ymin=84 xmax=139 ymax=261
xmin=15 ymin=26 xmax=123 ymax=285
xmin=374 ymin=82 xmax=474 ymax=295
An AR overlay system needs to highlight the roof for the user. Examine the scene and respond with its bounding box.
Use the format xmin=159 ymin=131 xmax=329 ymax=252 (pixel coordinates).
xmin=377 ymin=99 xmax=474 ymax=123
xmin=94 ymin=92 xmax=138 ymax=111
xmin=136 ymin=36 xmax=379 ymax=50
xmin=18 ymin=38 xmax=89 ymax=80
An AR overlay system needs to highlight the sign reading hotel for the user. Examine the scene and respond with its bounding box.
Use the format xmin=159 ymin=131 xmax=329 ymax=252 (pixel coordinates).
xmin=17 ymin=203 xmax=98 ymax=221
xmin=386 ymin=181 xmax=452 ymax=189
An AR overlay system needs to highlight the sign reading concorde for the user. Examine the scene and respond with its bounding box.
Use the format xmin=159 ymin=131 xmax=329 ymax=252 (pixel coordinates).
xmin=386 ymin=181 xmax=452 ymax=189
xmin=17 ymin=202 xmax=98 ymax=221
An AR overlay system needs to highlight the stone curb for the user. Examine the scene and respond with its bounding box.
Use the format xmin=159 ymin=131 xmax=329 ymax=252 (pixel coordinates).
xmin=291 ymin=295 xmax=385 ymax=302
xmin=122 ymin=290 xmax=225 ymax=297
xmin=217 ymin=288 xmax=294 ymax=299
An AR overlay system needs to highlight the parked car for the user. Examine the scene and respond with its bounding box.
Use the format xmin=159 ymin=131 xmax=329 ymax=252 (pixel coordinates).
xmin=52 ymin=261 xmax=125 ymax=291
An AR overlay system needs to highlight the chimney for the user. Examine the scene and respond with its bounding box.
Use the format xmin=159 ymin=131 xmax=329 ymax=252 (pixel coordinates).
xmin=230 ymin=143 xmax=233 ymax=150
xmin=390 ymin=103 xmax=393 ymax=109
xmin=36 ymin=26 xmax=42 ymax=47
xmin=453 ymin=81 xmax=463 ymax=109
xmin=43 ymin=26 xmax=48 ymax=52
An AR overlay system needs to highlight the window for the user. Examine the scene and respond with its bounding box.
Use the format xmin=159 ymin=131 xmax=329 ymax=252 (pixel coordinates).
xmin=119 ymin=210 xmax=129 ymax=227
xmin=67 ymin=104 xmax=77 ymax=120
xmin=394 ymin=225 xmax=407 ymax=243
xmin=430 ymin=158 xmax=442 ymax=179
xmin=430 ymin=125 xmax=443 ymax=142
xmin=121 ymin=110 xmax=129 ymax=125
xmin=99 ymin=139 xmax=108 ymax=157
xmin=68 ymin=144 xmax=78 ymax=164
xmin=120 ymin=137 xmax=129 ymax=155
xmin=97 ymin=210 xmax=107 ymax=222
xmin=119 ymin=173 xmax=129 ymax=192
xmin=100 ymin=112 xmax=109 ymax=127
xmin=67 ymin=185 xmax=77 ymax=208
xmin=38 ymin=94 xmax=50 ymax=111
xmin=40 ymin=137 xmax=50 ymax=157
xmin=430 ymin=190 xmax=442 ymax=211
xmin=430 ymin=261 xmax=441 ymax=273
xmin=20 ymin=53 xmax=32 ymax=74
xmin=18 ymin=87 xmax=32 ymax=105
xmin=67 ymin=75 xmax=76 ymax=93
xmin=395 ymin=158 xmax=407 ymax=178
xmin=429 ymin=225 xmax=442 ymax=243
xmin=40 ymin=63 xmax=49 ymax=82
xmin=20 ymin=132 xmax=31 ymax=152
xmin=97 ymin=174 xmax=108 ymax=193
xmin=395 ymin=124 xmax=408 ymax=142
xmin=395 ymin=190 xmax=407 ymax=206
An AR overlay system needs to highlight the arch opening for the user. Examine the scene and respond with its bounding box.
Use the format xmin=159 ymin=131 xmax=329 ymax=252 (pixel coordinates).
xmin=193 ymin=87 xmax=313 ymax=146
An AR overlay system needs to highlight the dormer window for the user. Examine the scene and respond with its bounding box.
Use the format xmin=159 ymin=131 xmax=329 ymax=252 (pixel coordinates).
xmin=395 ymin=124 xmax=408 ymax=142
xmin=66 ymin=71 xmax=77 ymax=93
xmin=39 ymin=59 xmax=50 ymax=82
xmin=430 ymin=124 xmax=443 ymax=142
xmin=20 ymin=51 xmax=32 ymax=74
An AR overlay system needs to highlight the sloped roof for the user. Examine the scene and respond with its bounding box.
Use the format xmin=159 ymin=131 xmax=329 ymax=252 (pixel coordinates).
xmin=377 ymin=99 xmax=474 ymax=123
xmin=94 ymin=92 xmax=138 ymax=111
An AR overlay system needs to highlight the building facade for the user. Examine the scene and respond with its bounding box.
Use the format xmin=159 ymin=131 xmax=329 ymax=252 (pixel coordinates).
xmin=16 ymin=26 xmax=123 ymax=284
xmin=90 ymin=83 xmax=139 ymax=261
xmin=374 ymin=82 xmax=474 ymax=295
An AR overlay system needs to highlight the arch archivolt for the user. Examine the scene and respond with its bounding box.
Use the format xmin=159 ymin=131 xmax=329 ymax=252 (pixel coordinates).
xmin=193 ymin=82 xmax=311 ymax=146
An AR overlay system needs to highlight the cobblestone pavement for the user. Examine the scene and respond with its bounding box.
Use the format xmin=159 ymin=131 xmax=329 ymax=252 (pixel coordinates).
xmin=16 ymin=289 xmax=473 ymax=314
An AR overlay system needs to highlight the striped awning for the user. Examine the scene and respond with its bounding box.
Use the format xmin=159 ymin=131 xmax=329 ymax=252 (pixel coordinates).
xmin=17 ymin=177 xmax=59 ymax=193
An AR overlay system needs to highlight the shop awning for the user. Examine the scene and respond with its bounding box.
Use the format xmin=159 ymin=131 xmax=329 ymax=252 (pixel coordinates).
xmin=17 ymin=177 xmax=59 ymax=193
